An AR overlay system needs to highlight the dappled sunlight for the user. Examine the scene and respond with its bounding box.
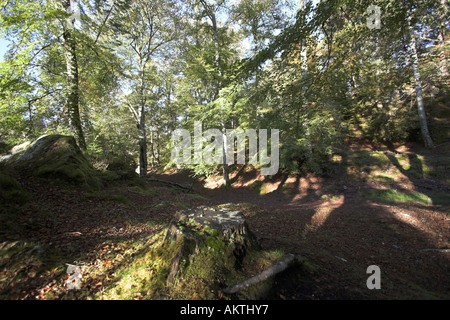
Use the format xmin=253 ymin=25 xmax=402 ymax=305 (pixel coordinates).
xmin=369 ymin=202 xmax=450 ymax=248
xmin=307 ymin=196 xmax=345 ymax=229
xmin=287 ymin=176 xmax=324 ymax=202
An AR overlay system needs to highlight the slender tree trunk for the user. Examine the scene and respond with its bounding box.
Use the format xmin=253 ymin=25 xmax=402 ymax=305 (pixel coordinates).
xmin=438 ymin=0 xmax=448 ymax=84
xmin=202 ymin=1 xmax=230 ymax=186
xmin=138 ymin=109 xmax=147 ymax=177
xmin=407 ymin=11 xmax=434 ymax=148
xmin=137 ymin=61 xmax=148 ymax=177
xmin=212 ymin=14 xmax=229 ymax=186
xmin=221 ymin=123 xmax=230 ymax=186
xmin=62 ymin=0 xmax=86 ymax=150
xmin=299 ymin=0 xmax=314 ymax=167
xmin=156 ymin=130 xmax=161 ymax=165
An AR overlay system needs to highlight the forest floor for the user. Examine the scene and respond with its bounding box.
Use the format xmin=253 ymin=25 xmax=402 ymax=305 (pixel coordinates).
xmin=1 ymin=141 xmax=449 ymax=300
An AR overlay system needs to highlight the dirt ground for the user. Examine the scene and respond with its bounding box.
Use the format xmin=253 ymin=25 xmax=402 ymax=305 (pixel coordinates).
xmin=151 ymin=142 xmax=450 ymax=300
xmin=1 ymin=142 xmax=449 ymax=300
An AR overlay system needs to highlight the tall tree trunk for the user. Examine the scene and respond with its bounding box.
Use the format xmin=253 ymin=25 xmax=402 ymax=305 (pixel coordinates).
xmin=438 ymin=0 xmax=448 ymax=85
xmin=407 ymin=10 xmax=434 ymax=148
xmin=299 ymin=0 xmax=314 ymax=167
xmin=212 ymin=13 xmax=230 ymax=186
xmin=221 ymin=122 xmax=230 ymax=186
xmin=62 ymin=0 xmax=86 ymax=150
xmin=137 ymin=61 xmax=148 ymax=177
xmin=201 ymin=0 xmax=230 ymax=186
xmin=138 ymin=108 xmax=147 ymax=177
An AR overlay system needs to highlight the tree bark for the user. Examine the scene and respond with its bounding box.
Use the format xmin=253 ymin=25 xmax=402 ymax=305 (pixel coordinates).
xmin=200 ymin=0 xmax=230 ymax=186
xmin=438 ymin=0 xmax=449 ymax=84
xmin=299 ymin=0 xmax=314 ymax=167
xmin=407 ymin=10 xmax=434 ymax=148
xmin=62 ymin=0 xmax=86 ymax=150
xmin=137 ymin=60 xmax=148 ymax=177
xmin=138 ymin=108 xmax=147 ymax=177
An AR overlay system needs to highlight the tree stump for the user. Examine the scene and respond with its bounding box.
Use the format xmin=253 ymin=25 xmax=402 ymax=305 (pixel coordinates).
xmin=164 ymin=205 xmax=260 ymax=285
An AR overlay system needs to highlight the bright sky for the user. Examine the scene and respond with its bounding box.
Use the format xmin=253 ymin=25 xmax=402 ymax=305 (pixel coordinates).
xmin=0 ymin=0 xmax=323 ymax=62
xmin=0 ymin=38 xmax=9 ymax=60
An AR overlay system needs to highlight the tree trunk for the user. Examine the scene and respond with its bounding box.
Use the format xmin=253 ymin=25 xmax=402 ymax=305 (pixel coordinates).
xmin=137 ymin=59 xmax=148 ymax=177
xmin=438 ymin=0 xmax=449 ymax=84
xmin=202 ymin=1 xmax=230 ymax=186
xmin=138 ymin=106 xmax=147 ymax=177
xmin=407 ymin=11 xmax=434 ymax=148
xmin=222 ymin=125 xmax=230 ymax=186
xmin=62 ymin=0 xmax=86 ymax=150
xmin=164 ymin=205 xmax=260 ymax=284
xmin=299 ymin=0 xmax=314 ymax=167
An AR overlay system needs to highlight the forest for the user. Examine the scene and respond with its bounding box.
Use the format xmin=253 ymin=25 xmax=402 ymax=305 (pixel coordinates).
xmin=0 ymin=0 xmax=449 ymax=302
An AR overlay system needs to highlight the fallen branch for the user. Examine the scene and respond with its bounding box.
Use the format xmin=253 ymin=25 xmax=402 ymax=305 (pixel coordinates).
xmin=223 ymin=254 xmax=299 ymax=295
xmin=146 ymin=178 xmax=192 ymax=192
xmin=419 ymin=248 xmax=450 ymax=253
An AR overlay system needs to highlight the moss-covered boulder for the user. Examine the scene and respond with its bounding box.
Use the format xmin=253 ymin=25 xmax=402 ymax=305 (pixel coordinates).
xmin=4 ymin=135 xmax=101 ymax=190
xmin=0 ymin=168 xmax=30 ymax=204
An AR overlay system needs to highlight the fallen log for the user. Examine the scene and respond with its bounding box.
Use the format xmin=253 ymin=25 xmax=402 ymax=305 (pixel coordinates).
xmin=419 ymin=248 xmax=450 ymax=253
xmin=223 ymin=253 xmax=299 ymax=295
xmin=146 ymin=178 xmax=192 ymax=192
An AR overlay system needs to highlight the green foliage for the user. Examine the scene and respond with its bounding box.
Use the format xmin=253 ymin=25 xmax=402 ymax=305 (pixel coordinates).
xmin=364 ymin=189 xmax=432 ymax=205
xmin=105 ymin=155 xmax=137 ymax=179
xmin=0 ymin=0 xmax=448 ymax=178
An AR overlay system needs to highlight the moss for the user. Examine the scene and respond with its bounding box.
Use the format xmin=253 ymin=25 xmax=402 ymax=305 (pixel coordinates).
xmin=0 ymin=241 xmax=68 ymax=299
xmin=57 ymin=207 xmax=291 ymax=300
xmin=9 ymin=135 xmax=102 ymax=191
xmin=0 ymin=170 xmax=30 ymax=204
xmin=364 ymin=189 xmax=432 ymax=205
xmin=205 ymin=235 xmax=226 ymax=252
xmin=98 ymin=170 xmax=120 ymax=182
xmin=34 ymin=158 xmax=102 ymax=191
xmin=374 ymin=174 xmax=395 ymax=183
xmin=128 ymin=185 xmax=158 ymax=197
xmin=248 ymin=180 xmax=270 ymax=194
xmin=105 ymin=156 xmax=138 ymax=180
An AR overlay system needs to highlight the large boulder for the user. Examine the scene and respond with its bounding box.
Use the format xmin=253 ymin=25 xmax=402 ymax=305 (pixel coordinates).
xmin=3 ymin=135 xmax=101 ymax=190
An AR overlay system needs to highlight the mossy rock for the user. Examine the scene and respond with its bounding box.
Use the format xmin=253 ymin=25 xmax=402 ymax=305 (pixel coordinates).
xmin=5 ymin=135 xmax=101 ymax=191
xmin=106 ymin=155 xmax=138 ymax=180
xmin=0 ymin=168 xmax=30 ymax=204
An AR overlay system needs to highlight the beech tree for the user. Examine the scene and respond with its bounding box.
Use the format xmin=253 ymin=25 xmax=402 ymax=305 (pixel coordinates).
xmin=111 ymin=0 xmax=181 ymax=177
xmin=1 ymin=0 xmax=447 ymax=174
xmin=407 ymin=5 xmax=434 ymax=148
xmin=59 ymin=0 xmax=86 ymax=149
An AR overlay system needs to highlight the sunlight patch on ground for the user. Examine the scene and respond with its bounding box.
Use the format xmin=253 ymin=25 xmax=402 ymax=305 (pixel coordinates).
xmin=369 ymin=202 xmax=449 ymax=247
xmin=307 ymin=196 xmax=345 ymax=229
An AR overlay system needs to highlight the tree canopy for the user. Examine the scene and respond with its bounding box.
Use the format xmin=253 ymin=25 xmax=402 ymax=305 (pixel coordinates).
xmin=1 ymin=0 xmax=448 ymax=178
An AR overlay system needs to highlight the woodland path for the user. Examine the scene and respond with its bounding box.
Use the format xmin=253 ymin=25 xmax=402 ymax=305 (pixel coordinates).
xmin=150 ymin=145 xmax=450 ymax=299
xmin=1 ymin=144 xmax=448 ymax=300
